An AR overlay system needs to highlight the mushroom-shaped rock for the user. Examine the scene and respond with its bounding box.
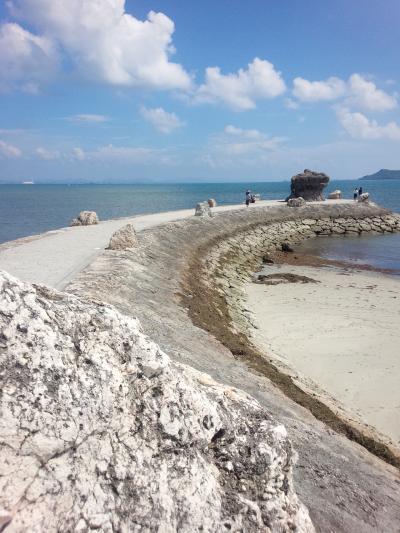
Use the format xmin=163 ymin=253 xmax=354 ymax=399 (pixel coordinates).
xmin=0 ymin=270 xmax=314 ymax=533
xmin=195 ymin=202 xmax=212 ymax=217
xmin=289 ymin=169 xmax=330 ymax=201
xmin=108 ymin=224 xmax=138 ymax=250
xmin=70 ymin=210 xmax=99 ymax=226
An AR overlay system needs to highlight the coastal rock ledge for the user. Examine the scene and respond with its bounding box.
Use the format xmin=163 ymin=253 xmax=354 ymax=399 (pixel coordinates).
xmin=0 ymin=271 xmax=314 ymax=532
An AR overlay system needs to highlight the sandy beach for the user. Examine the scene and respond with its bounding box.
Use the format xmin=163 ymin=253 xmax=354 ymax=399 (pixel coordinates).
xmin=245 ymin=262 xmax=400 ymax=448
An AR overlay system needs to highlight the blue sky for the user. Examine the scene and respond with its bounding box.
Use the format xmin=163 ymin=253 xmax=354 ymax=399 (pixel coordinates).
xmin=0 ymin=0 xmax=399 ymax=183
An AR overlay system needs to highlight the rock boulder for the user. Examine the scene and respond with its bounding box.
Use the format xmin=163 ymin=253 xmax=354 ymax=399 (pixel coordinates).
xmin=287 ymin=197 xmax=306 ymax=208
xmin=358 ymin=192 xmax=370 ymax=203
xmin=328 ymin=190 xmax=341 ymax=199
xmin=207 ymin=198 xmax=217 ymax=207
xmin=108 ymin=223 xmax=138 ymax=250
xmin=0 ymin=271 xmax=313 ymax=532
xmin=195 ymin=202 xmax=212 ymax=217
xmin=289 ymin=169 xmax=330 ymax=201
xmin=70 ymin=211 xmax=99 ymax=226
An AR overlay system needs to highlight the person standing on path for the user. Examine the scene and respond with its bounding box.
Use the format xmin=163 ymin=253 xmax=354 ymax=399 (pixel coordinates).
xmin=353 ymin=187 xmax=358 ymax=200
xmin=245 ymin=190 xmax=251 ymax=207
xmin=358 ymin=186 xmax=363 ymax=196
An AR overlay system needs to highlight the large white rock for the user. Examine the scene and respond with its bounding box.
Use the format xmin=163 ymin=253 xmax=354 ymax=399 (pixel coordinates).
xmin=0 ymin=271 xmax=313 ymax=533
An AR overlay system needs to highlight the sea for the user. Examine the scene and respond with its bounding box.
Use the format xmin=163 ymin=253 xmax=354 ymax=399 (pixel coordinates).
xmin=0 ymin=180 xmax=399 ymax=271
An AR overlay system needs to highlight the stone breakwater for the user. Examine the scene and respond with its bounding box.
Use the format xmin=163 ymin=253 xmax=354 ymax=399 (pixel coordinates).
xmin=66 ymin=202 xmax=400 ymax=532
xmin=203 ymin=212 xmax=400 ymax=337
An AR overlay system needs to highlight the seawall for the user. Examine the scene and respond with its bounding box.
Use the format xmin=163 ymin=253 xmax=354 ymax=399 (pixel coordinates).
xmin=67 ymin=201 xmax=400 ymax=532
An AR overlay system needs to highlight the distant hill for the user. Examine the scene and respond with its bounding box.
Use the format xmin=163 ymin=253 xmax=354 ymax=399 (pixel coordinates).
xmin=359 ymin=169 xmax=400 ymax=180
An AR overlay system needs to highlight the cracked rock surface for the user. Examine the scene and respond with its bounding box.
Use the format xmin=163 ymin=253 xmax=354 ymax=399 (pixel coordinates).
xmin=0 ymin=271 xmax=313 ymax=532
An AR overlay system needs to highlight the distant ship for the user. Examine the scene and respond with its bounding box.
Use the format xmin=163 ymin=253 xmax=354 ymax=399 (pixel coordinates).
xmin=22 ymin=181 xmax=34 ymax=185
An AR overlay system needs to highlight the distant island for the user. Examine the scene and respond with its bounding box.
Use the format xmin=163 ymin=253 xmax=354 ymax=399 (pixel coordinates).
xmin=359 ymin=169 xmax=400 ymax=180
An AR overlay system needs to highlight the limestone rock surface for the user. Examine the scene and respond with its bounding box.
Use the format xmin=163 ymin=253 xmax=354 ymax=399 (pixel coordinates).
xmin=107 ymin=223 xmax=138 ymax=250
xmin=70 ymin=211 xmax=99 ymax=226
xmin=0 ymin=271 xmax=313 ymax=533
xmin=195 ymin=202 xmax=212 ymax=217
xmin=287 ymin=197 xmax=306 ymax=208
xmin=289 ymin=169 xmax=330 ymax=201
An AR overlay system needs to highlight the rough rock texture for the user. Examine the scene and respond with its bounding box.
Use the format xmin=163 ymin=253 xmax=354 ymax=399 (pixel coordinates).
xmin=328 ymin=190 xmax=341 ymax=200
xmin=208 ymin=199 xmax=217 ymax=207
xmin=0 ymin=271 xmax=313 ymax=533
xmin=287 ymin=197 xmax=306 ymax=208
xmin=70 ymin=211 xmax=99 ymax=226
xmin=358 ymin=192 xmax=370 ymax=203
xmin=107 ymin=223 xmax=138 ymax=250
xmin=67 ymin=203 xmax=400 ymax=532
xmin=289 ymin=169 xmax=330 ymax=201
xmin=195 ymin=202 xmax=212 ymax=217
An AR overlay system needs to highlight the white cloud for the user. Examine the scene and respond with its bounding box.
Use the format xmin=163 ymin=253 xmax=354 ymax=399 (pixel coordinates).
xmin=337 ymin=108 xmax=400 ymax=140
xmin=0 ymin=139 xmax=22 ymax=158
xmin=348 ymin=74 xmax=397 ymax=111
xmin=140 ymin=106 xmax=184 ymax=133
xmin=285 ymin=98 xmax=299 ymax=110
xmin=292 ymin=73 xmax=397 ymax=111
xmin=202 ymin=126 xmax=287 ymax=168
xmin=292 ymin=76 xmax=346 ymax=102
xmin=195 ymin=58 xmax=286 ymax=111
xmin=224 ymin=125 xmax=264 ymax=139
xmin=0 ymin=22 xmax=58 ymax=92
xmin=71 ymin=147 xmax=85 ymax=160
xmin=36 ymin=147 xmax=60 ymax=160
xmin=3 ymin=0 xmax=191 ymax=91
xmin=68 ymin=114 xmax=109 ymax=123
xmin=91 ymin=144 xmax=160 ymax=162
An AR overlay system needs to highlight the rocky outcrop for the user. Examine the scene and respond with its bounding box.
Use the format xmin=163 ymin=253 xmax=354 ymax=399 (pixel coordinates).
xmin=70 ymin=211 xmax=99 ymax=226
xmin=289 ymin=169 xmax=330 ymax=201
xmin=195 ymin=202 xmax=212 ymax=217
xmin=287 ymin=197 xmax=306 ymax=208
xmin=0 ymin=270 xmax=313 ymax=532
xmin=208 ymin=199 xmax=217 ymax=207
xmin=107 ymin=223 xmax=138 ymax=250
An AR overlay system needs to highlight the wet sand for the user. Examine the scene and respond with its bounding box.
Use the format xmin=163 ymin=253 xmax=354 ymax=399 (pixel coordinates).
xmin=245 ymin=259 xmax=400 ymax=448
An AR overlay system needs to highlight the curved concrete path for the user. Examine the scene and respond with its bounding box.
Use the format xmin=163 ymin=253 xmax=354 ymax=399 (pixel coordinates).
xmin=0 ymin=199 xmax=350 ymax=290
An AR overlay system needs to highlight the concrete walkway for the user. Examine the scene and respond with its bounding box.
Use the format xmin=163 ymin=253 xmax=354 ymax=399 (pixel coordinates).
xmin=0 ymin=199 xmax=351 ymax=290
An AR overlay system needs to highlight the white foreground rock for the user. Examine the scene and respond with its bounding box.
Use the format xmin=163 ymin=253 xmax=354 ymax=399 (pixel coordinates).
xmin=0 ymin=271 xmax=313 ymax=533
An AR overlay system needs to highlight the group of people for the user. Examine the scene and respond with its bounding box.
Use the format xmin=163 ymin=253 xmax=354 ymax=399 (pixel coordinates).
xmin=245 ymin=190 xmax=256 ymax=206
xmin=353 ymin=186 xmax=363 ymax=200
